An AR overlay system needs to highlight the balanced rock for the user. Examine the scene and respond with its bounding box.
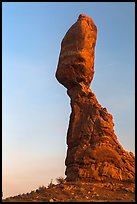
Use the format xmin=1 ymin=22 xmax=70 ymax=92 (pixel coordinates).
xmin=56 ymin=14 xmax=97 ymax=90
xmin=56 ymin=14 xmax=135 ymax=182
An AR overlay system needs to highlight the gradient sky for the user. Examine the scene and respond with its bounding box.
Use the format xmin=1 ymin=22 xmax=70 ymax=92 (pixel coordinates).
xmin=2 ymin=2 xmax=135 ymax=198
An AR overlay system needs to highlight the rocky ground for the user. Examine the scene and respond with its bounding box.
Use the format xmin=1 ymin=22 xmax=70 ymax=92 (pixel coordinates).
xmin=3 ymin=178 xmax=135 ymax=202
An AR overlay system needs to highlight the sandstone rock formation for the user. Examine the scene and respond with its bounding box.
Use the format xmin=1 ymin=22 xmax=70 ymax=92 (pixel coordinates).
xmin=56 ymin=14 xmax=135 ymax=182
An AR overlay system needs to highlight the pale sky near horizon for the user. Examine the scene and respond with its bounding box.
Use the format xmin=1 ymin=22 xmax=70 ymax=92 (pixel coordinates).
xmin=2 ymin=2 xmax=135 ymax=198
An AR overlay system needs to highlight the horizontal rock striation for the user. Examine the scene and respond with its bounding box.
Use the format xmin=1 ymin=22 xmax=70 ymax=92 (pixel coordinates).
xmin=56 ymin=14 xmax=97 ymax=90
xmin=56 ymin=14 xmax=135 ymax=182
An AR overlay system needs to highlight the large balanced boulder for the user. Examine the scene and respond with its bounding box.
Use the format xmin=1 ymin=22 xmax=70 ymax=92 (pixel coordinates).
xmin=56 ymin=14 xmax=97 ymax=90
xmin=56 ymin=14 xmax=135 ymax=182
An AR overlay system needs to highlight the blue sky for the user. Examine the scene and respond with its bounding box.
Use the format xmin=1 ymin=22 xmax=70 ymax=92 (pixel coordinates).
xmin=2 ymin=2 xmax=135 ymax=198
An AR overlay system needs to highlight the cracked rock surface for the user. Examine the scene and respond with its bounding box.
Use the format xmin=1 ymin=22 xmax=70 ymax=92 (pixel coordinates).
xmin=56 ymin=14 xmax=135 ymax=182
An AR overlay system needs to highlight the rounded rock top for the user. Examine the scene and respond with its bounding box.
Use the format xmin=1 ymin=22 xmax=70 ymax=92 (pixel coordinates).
xmin=56 ymin=14 xmax=97 ymax=90
xmin=78 ymin=14 xmax=96 ymax=27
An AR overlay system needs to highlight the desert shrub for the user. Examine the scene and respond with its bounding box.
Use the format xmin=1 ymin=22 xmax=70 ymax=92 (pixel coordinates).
xmin=80 ymin=187 xmax=85 ymax=194
xmin=30 ymin=190 xmax=35 ymax=194
xmin=48 ymin=179 xmax=55 ymax=188
xmin=56 ymin=176 xmax=65 ymax=184
xmin=17 ymin=194 xmax=21 ymax=197
xmin=38 ymin=185 xmax=46 ymax=192
xmin=36 ymin=189 xmax=39 ymax=193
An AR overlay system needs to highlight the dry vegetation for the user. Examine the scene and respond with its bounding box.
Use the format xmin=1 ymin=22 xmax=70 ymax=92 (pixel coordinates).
xmin=2 ymin=177 xmax=135 ymax=202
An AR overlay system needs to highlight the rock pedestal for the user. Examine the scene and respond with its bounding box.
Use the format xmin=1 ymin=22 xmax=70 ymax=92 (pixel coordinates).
xmin=56 ymin=14 xmax=135 ymax=182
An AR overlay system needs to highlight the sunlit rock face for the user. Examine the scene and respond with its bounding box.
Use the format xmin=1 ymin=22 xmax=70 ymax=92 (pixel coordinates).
xmin=56 ymin=14 xmax=135 ymax=182
xmin=56 ymin=14 xmax=97 ymax=90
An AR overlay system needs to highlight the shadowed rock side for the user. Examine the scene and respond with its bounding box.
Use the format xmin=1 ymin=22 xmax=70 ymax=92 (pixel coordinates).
xmin=55 ymin=14 xmax=135 ymax=182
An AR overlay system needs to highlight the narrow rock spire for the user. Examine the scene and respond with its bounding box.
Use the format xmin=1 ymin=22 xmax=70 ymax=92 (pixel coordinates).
xmin=56 ymin=14 xmax=135 ymax=182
